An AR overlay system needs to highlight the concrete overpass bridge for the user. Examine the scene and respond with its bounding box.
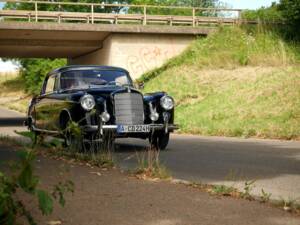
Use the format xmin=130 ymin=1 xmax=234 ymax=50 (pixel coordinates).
xmin=0 ymin=0 xmax=244 ymax=79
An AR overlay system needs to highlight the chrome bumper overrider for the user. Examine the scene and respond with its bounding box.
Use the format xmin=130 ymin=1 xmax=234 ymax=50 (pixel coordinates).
xmin=82 ymin=124 xmax=179 ymax=133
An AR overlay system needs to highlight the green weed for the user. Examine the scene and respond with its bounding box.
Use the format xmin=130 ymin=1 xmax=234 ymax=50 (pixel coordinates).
xmin=278 ymin=198 xmax=300 ymax=212
xmin=241 ymin=180 xmax=256 ymax=200
xmin=260 ymin=189 xmax=272 ymax=203
xmin=211 ymin=185 xmax=236 ymax=196
xmin=135 ymin=147 xmax=171 ymax=180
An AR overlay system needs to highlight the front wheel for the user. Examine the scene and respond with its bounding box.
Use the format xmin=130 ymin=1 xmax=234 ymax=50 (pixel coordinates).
xmin=149 ymin=131 xmax=170 ymax=150
xmin=80 ymin=130 xmax=115 ymax=153
xmin=102 ymin=131 xmax=115 ymax=152
xmin=63 ymin=121 xmax=84 ymax=151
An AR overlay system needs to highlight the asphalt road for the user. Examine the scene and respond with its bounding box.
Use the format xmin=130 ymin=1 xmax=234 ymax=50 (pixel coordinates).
xmin=0 ymin=107 xmax=300 ymax=201
xmin=115 ymin=136 xmax=300 ymax=201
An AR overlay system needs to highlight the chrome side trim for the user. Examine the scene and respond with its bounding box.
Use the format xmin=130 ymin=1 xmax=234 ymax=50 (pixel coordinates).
xmin=32 ymin=125 xmax=60 ymax=134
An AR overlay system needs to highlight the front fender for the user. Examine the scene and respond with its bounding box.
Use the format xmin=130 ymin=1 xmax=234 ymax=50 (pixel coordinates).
xmin=143 ymin=92 xmax=165 ymax=102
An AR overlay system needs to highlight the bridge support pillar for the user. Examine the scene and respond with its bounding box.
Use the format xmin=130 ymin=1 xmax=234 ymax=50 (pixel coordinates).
xmin=68 ymin=33 xmax=195 ymax=80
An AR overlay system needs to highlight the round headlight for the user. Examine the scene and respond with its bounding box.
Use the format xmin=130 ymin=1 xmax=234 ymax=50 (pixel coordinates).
xmin=80 ymin=94 xmax=95 ymax=111
xmin=160 ymin=95 xmax=174 ymax=110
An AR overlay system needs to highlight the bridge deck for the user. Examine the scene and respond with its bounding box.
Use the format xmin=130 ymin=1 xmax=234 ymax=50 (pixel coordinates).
xmin=0 ymin=0 xmax=267 ymax=60
xmin=0 ymin=21 xmax=212 ymax=58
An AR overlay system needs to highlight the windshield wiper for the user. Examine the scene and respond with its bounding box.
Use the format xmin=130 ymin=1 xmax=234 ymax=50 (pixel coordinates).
xmin=104 ymin=81 xmax=131 ymax=87
xmin=89 ymin=80 xmax=107 ymax=86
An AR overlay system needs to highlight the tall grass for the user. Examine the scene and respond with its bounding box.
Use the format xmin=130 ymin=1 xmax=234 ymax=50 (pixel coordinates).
xmin=178 ymin=27 xmax=296 ymax=67
xmin=0 ymin=71 xmax=19 ymax=82
xmin=0 ymin=72 xmax=30 ymax=113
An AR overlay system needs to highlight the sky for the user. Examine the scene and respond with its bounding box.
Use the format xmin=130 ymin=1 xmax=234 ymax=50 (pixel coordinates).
xmin=0 ymin=0 xmax=279 ymax=72
xmin=222 ymin=0 xmax=278 ymax=9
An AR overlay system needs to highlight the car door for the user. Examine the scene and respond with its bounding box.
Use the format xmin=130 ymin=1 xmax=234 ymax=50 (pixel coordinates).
xmin=34 ymin=74 xmax=57 ymax=131
xmin=46 ymin=73 xmax=68 ymax=131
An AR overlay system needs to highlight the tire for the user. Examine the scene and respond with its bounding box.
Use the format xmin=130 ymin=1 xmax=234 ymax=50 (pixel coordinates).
xmin=149 ymin=131 xmax=170 ymax=150
xmin=82 ymin=131 xmax=115 ymax=153
xmin=63 ymin=120 xmax=84 ymax=152
xmin=28 ymin=119 xmax=42 ymax=145
xmin=32 ymin=131 xmax=41 ymax=145
xmin=63 ymin=122 xmax=75 ymax=148
xmin=102 ymin=131 xmax=115 ymax=152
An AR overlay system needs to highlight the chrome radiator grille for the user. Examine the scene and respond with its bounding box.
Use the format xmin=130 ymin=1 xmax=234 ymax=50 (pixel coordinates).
xmin=114 ymin=92 xmax=144 ymax=125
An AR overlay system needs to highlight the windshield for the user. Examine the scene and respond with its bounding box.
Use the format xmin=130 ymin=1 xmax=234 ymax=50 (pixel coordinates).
xmin=60 ymin=69 xmax=132 ymax=90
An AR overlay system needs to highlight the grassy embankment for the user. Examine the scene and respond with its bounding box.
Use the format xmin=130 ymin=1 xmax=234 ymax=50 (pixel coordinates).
xmin=140 ymin=27 xmax=300 ymax=140
xmin=0 ymin=71 xmax=29 ymax=113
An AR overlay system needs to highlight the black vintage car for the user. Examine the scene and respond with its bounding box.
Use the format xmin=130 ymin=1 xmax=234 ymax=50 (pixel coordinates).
xmin=25 ymin=66 xmax=177 ymax=150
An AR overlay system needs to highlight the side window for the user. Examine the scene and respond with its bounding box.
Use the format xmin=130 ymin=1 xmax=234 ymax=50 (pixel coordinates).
xmin=45 ymin=76 xmax=56 ymax=94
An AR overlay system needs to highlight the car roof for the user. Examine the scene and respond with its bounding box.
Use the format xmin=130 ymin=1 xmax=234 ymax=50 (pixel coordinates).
xmin=48 ymin=65 xmax=129 ymax=77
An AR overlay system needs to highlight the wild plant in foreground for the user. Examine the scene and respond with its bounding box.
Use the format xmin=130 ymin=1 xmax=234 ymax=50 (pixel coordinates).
xmin=0 ymin=149 xmax=74 ymax=225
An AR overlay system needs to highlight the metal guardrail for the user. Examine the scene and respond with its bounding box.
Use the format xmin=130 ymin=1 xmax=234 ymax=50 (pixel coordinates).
xmin=0 ymin=0 xmax=250 ymax=27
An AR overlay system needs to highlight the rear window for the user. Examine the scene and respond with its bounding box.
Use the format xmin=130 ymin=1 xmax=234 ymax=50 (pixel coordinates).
xmin=45 ymin=75 xmax=56 ymax=94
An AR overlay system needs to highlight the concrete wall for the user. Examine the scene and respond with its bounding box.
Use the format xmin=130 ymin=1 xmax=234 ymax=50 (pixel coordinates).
xmin=69 ymin=33 xmax=195 ymax=80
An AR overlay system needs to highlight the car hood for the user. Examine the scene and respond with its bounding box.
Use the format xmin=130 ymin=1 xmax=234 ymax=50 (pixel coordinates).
xmin=65 ymin=86 xmax=141 ymax=102
xmin=63 ymin=86 xmax=165 ymax=103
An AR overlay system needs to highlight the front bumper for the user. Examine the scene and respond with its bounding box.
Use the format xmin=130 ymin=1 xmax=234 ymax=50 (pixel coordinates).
xmin=82 ymin=124 xmax=179 ymax=133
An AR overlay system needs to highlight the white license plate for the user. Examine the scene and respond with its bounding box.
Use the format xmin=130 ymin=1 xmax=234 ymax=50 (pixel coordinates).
xmin=117 ymin=125 xmax=150 ymax=133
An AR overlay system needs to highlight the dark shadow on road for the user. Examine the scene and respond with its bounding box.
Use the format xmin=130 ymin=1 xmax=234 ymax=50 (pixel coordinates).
xmin=115 ymin=143 xmax=147 ymax=153
xmin=0 ymin=117 xmax=26 ymax=126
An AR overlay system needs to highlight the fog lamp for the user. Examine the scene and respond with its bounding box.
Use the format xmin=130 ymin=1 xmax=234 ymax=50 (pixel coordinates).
xmin=150 ymin=112 xmax=159 ymax=122
xmin=101 ymin=112 xmax=110 ymax=123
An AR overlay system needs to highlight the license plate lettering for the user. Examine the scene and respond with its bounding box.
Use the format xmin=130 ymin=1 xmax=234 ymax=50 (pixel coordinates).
xmin=117 ymin=125 xmax=150 ymax=133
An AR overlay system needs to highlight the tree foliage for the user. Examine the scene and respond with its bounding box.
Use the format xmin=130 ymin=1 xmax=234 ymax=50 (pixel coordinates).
xmin=4 ymin=0 xmax=219 ymax=18
xmin=241 ymin=3 xmax=283 ymax=21
xmin=18 ymin=59 xmax=66 ymax=95
xmin=130 ymin=0 xmax=218 ymax=16
xmin=4 ymin=0 xmax=132 ymax=13
xmin=241 ymin=0 xmax=300 ymax=41
xmin=130 ymin=0 xmax=217 ymax=7
xmin=278 ymin=0 xmax=300 ymax=40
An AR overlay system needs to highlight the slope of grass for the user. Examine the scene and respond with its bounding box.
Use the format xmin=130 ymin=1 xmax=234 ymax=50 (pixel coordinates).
xmin=142 ymin=28 xmax=300 ymax=140
xmin=0 ymin=72 xmax=30 ymax=113
xmin=139 ymin=27 xmax=298 ymax=82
